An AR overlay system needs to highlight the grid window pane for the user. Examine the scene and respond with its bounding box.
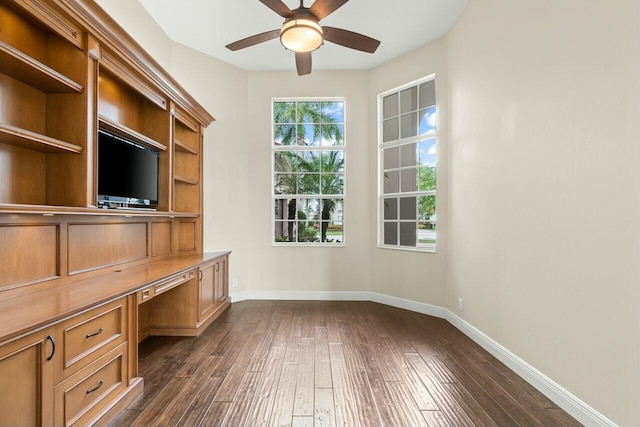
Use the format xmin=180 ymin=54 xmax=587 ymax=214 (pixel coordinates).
xmin=400 ymin=197 xmax=416 ymax=220
xmin=401 ymin=112 xmax=418 ymax=139
xmin=384 ymin=198 xmax=397 ymax=220
xmin=383 ymin=146 xmax=400 ymax=170
xmin=418 ymin=195 xmax=436 ymax=221
xmin=322 ymin=101 xmax=344 ymax=123
xmin=274 ymin=102 xmax=296 ymax=123
xmin=383 ymin=117 xmax=399 ymax=142
xmin=275 ymin=221 xmax=296 ymax=242
xmin=400 ymin=222 xmax=417 ymax=246
xmin=401 ymin=143 xmax=417 ymax=167
xmin=383 ymin=93 xmax=399 ymax=119
xmin=324 ymin=222 xmax=343 ymax=243
xmin=419 ymin=80 xmax=436 ymax=109
xmin=321 ymin=174 xmax=344 ymax=195
xmin=274 ymin=124 xmax=296 ymax=145
xmin=321 ymin=124 xmax=344 ymax=146
xmin=418 ymin=167 xmax=436 ymax=192
xmin=418 ymin=139 xmax=436 ymax=166
xmin=275 ymin=174 xmax=297 ymax=195
xmin=384 ymin=170 xmax=399 ymax=194
xmin=419 ymin=106 xmax=436 ymax=135
xmin=321 ymin=151 xmax=344 ymax=173
xmin=384 ymin=223 xmax=397 ymax=245
xmin=297 ymin=102 xmax=321 ymax=123
xmin=401 ymin=168 xmax=417 ymax=193
xmin=400 ymin=87 xmax=417 ymax=114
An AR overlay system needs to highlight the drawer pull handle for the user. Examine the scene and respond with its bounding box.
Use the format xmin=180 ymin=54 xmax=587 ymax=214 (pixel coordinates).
xmin=46 ymin=335 xmax=55 ymax=361
xmin=86 ymin=328 xmax=104 ymax=338
xmin=86 ymin=380 xmax=104 ymax=394
xmin=215 ymin=262 xmax=220 ymax=272
xmin=199 ymin=270 xmax=203 ymax=281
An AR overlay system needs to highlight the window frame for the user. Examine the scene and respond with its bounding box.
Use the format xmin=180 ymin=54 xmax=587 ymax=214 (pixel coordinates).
xmin=378 ymin=76 xmax=437 ymax=253
xmin=271 ymin=97 xmax=347 ymax=247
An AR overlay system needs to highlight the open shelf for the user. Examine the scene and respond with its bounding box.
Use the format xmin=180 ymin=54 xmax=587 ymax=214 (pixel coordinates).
xmin=99 ymin=115 xmax=167 ymax=152
xmin=174 ymin=174 xmax=199 ymax=185
xmin=0 ymin=122 xmax=83 ymax=153
xmin=0 ymin=40 xmax=83 ymax=94
xmin=174 ymin=139 xmax=198 ymax=155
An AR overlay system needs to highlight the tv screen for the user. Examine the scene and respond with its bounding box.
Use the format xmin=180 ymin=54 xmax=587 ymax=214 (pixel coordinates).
xmin=98 ymin=129 xmax=159 ymax=208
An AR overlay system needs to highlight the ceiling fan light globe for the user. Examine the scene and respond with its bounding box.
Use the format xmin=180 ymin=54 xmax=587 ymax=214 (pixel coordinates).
xmin=280 ymin=18 xmax=323 ymax=53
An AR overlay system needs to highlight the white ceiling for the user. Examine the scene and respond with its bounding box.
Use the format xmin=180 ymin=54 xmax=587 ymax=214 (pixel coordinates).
xmin=137 ymin=0 xmax=468 ymax=72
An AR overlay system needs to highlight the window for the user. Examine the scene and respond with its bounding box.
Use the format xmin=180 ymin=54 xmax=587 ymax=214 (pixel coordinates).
xmin=272 ymin=99 xmax=345 ymax=245
xmin=379 ymin=78 xmax=437 ymax=251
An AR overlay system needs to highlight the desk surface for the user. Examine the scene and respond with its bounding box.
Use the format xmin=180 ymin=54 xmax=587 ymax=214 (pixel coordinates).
xmin=0 ymin=251 xmax=230 ymax=342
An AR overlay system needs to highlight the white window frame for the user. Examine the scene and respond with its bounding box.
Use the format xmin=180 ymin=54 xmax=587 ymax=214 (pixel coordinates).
xmin=271 ymin=97 xmax=347 ymax=247
xmin=378 ymin=76 xmax=437 ymax=252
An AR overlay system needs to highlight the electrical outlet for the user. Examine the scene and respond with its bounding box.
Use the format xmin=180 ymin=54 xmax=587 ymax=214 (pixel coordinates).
xmin=458 ymin=298 xmax=464 ymax=311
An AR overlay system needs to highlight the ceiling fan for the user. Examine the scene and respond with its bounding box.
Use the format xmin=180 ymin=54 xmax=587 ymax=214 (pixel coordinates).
xmin=225 ymin=0 xmax=381 ymax=76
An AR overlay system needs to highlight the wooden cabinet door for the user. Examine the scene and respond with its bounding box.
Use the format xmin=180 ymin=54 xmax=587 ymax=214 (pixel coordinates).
xmin=0 ymin=329 xmax=56 ymax=426
xmin=198 ymin=262 xmax=216 ymax=322
xmin=214 ymin=257 xmax=228 ymax=305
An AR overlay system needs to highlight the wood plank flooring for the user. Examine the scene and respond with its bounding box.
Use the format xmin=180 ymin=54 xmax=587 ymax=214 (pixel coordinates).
xmin=109 ymin=301 xmax=582 ymax=427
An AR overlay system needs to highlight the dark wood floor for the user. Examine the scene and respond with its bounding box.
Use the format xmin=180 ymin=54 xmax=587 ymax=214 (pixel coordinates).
xmin=109 ymin=300 xmax=582 ymax=427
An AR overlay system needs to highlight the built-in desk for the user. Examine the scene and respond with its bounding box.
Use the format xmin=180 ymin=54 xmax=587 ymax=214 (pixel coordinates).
xmin=0 ymin=252 xmax=230 ymax=426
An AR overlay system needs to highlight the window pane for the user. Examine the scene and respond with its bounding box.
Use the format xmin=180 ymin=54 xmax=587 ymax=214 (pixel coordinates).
xmin=275 ymin=198 xmax=296 ymax=220
xmin=400 ymin=222 xmax=417 ymax=246
xmin=274 ymin=102 xmax=296 ymax=123
xmin=400 ymin=87 xmax=417 ymax=114
xmin=384 ymin=222 xmax=397 ymax=245
xmin=383 ymin=146 xmax=399 ymax=170
xmin=418 ymin=195 xmax=436 ymax=221
xmin=298 ymin=174 xmax=320 ymax=194
xmin=401 ymin=168 xmax=417 ymax=193
xmin=321 ymin=124 xmax=344 ymax=146
xmin=322 ymin=101 xmax=344 ymax=123
xmin=274 ymin=174 xmax=297 ymax=195
xmin=384 ymin=170 xmax=399 ymax=194
xmin=418 ymin=167 xmax=436 ymax=192
xmin=400 ymin=197 xmax=416 ymax=220
xmin=298 ymin=222 xmax=320 ymax=242
xmin=297 ymin=102 xmax=321 ymax=123
xmin=383 ymin=117 xmax=399 ymax=142
xmin=418 ymin=221 xmax=436 ymax=249
xmin=299 ymin=124 xmax=320 ymax=145
xmin=419 ymin=106 xmax=436 ymax=135
xmin=274 ymin=124 xmax=296 ymax=145
xmin=400 ymin=112 xmax=418 ymax=139
xmin=384 ymin=198 xmax=397 ymax=220
xmin=400 ymin=143 xmax=417 ymax=167
xmin=297 ymin=151 xmax=320 ymax=172
xmin=321 ymin=151 xmax=344 ymax=173
xmin=321 ymin=174 xmax=344 ymax=195
xmin=418 ymin=139 xmax=436 ymax=166
xmin=299 ymin=198 xmax=320 ymax=220
xmin=320 ymin=198 xmax=343 ymax=221
xmin=274 ymin=151 xmax=298 ymax=172
xmin=324 ymin=222 xmax=343 ymax=243
xmin=275 ymin=221 xmax=296 ymax=242
xmin=419 ymin=80 xmax=435 ymax=109
xmin=383 ymin=93 xmax=398 ymax=119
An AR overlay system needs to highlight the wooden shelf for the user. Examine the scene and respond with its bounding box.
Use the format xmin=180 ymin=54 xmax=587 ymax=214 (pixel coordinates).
xmin=174 ymin=174 xmax=199 ymax=185
xmin=99 ymin=116 xmax=167 ymax=151
xmin=0 ymin=122 xmax=83 ymax=153
xmin=0 ymin=203 xmax=199 ymax=218
xmin=0 ymin=41 xmax=83 ymax=94
xmin=174 ymin=139 xmax=198 ymax=155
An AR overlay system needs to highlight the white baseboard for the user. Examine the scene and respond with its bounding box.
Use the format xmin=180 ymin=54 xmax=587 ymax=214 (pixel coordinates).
xmin=444 ymin=310 xmax=617 ymax=427
xmin=228 ymin=289 xmax=616 ymax=427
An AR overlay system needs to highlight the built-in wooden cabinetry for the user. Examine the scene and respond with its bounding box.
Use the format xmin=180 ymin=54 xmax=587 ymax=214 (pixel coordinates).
xmin=0 ymin=0 xmax=228 ymax=425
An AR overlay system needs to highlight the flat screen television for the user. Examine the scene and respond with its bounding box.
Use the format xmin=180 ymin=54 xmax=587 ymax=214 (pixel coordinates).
xmin=97 ymin=129 xmax=159 ymax=210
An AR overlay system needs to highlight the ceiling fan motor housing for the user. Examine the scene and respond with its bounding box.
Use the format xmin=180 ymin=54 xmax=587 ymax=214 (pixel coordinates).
xmin=280 ymin=9 xmax=324 ymax=52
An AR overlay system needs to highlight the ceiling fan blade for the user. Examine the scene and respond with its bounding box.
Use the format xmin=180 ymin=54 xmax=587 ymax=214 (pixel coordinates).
xmin=309 ymin=0 xmax=349 ymax=20
xmin=259 ymin=0 xmax=293 ymax=17
xmin=295 ymin=52 xmax=312 ymax=76
xmin=225 ymin=29 xmax=281 ymax=51
xmin=322 ymin=26 xmax=380 ymax=53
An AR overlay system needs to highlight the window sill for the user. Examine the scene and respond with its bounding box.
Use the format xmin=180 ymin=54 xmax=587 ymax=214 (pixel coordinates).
xmin=377 ymin=244 xmax=436 ymax=253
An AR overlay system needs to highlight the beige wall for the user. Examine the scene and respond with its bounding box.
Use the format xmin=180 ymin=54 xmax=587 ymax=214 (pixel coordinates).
xmin=369 ymin=38 xmax=449 ymax=306
xmin=446 ymin=1 xmax=640 ymax=425
xmin=245 ymin=71 xmax=372 ymax=294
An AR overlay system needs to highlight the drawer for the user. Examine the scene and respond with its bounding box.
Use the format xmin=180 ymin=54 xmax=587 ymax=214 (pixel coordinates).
xmin=154 ymin=270 xmax=195 ymax=296
xmin=56 ymin=297 xmax=127 ymax=382
xmin=137 ymin=286 xmax=155 ymax=304
xmin=54 ymin=343 xmax=127 ymax=427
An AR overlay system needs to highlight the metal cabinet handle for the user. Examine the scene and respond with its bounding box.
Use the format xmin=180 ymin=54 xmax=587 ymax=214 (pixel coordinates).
xmin=46 ymin=335 xmax=55 ymax=361
xmin=86 ymin=328 xmax=104 ymax=338
xmin=86 ymin=380 xmax=104 ymax=394
xmin=215 ymin=262 xmax=220 ymax=272
xmin=199 ymin=270 xmax=203 ymax=281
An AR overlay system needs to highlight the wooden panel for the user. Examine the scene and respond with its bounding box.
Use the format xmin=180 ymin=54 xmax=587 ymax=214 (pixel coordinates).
xmin=0 ymin=224 xmax=58 ymax=289
xmin=67 ymin=222 xmax=148 ymax=274
xmin=148 ymin=278 xmax=197 ymax=331
xmin=150 ymin=222 xmax=171 ymax=257
xmin=177 ymin=220 xmax=196 ymax=252
xmin=0 ymin=73 xmax=46 ymax=133
xmin=198 ymin=262 xmax=215 ymax=322
xmin=174 ymin=182 xmax=200 ymax=213
xmin=0 ymin=331 xmax=54 ymax=427
xmin=11 ymin=0 xmax=83 ymax=48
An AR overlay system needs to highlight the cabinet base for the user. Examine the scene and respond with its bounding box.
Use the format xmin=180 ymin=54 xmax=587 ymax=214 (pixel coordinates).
xmin=148 ymin=299 xmax=231 ymax=337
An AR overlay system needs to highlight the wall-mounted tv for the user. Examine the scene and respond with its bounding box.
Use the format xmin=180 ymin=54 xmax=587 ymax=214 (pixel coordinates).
xmin=97 ymin=129 xmax=159 ymax=210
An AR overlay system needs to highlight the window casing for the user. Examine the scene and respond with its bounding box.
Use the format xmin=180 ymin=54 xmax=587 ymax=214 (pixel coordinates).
xmin=379 ymin=77 xmax=437 ymax=251
xmin=272 ymin=99 xmax=345 ymax=246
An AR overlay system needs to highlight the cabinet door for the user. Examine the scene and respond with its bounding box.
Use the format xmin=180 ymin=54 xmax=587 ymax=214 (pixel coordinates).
xmin=198 ymin=262 xmax=216 ymax=322
xmin=214 ymin=257 xmax=228 ymax=305
xmin=0 ymin=329 xmax=56 ymax=426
